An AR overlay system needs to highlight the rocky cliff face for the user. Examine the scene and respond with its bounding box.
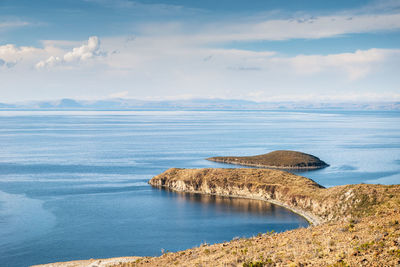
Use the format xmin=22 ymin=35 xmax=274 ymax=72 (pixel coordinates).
xmin=149 ymin=168 xmax=329 ymax=225
xmin=149 ymin=168 xmax=397 ymax=226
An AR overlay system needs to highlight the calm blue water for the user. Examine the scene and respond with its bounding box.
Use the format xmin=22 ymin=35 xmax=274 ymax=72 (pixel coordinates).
xmin=0 ymin=109 xmax=399 ymax=267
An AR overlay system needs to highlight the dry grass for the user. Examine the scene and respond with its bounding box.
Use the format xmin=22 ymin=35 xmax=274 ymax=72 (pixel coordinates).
xmin=112 ymin=211 xmax=400 ymax=267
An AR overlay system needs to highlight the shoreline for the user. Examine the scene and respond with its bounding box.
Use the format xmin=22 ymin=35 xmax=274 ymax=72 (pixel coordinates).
xmin=148 ymin=168 xmax=330 ymax=223
xmin=157 ymin=185 xmax=322 ymax=226
xmin=32 ymin=185 xmax=317 ymax=267
xmin=31 ymin=257 xmax=141 ymax=267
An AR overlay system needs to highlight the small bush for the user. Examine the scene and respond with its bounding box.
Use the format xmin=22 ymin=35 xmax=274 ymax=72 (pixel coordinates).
xmin=243 ymin=259 xmax=273 ymax=267
xmin=265 ymin=230 xmax=275 ymax=235
xmin=389 ymin=249 xmax=400 ymax=257
xmin=330 ymin=259 xmax=349 ymax=267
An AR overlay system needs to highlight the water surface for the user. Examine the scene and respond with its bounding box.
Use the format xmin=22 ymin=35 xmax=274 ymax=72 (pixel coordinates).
xmin=0 ymin=109 xmax=399 ymax=266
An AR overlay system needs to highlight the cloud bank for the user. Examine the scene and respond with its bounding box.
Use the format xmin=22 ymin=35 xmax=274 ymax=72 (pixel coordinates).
xmin=1 ymin=3 xmax=400 ymax=102
xmin=0 ymin=44 xmax=44 ymax=68
xmin=281 ymin=49 xmax=395 ymax=80
xmin=136 ymin=12 xmax=400 ymax=43
xmin=36 ymin=36 xmax=103 ymax=69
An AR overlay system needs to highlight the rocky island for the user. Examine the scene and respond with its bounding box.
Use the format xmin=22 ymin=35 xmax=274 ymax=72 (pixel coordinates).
xmin=207 ymin=150 xmax=329 ymax=170
xmin=35 ymin=168 xmax=400 ymax=267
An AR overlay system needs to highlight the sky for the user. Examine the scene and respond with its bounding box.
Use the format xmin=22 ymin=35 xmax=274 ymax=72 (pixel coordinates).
xmin=0 ymin=0 xmax=400 ymax=102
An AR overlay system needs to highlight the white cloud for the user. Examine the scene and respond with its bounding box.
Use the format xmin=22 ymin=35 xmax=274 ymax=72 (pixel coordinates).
xmin=0 ymin=44 xmax=44 ymax=68
xmin=0 ymin=36 xmax=103 ymax=71
xmin=2 ymin=36 xmax=400 ymax=102
xmin=358 ymin=0 xmax=400 ymax=13
xmin=0 ymin=21 xmax=30 ymax=31
xmin=85 ymin=0 xmax=202 ymax=15
xmin=280 ymin=49 xmax=395 ymax=80
xmin=35 ymin=55 xmax=62 ymax=69
xmin=36 ymin=36 xmax=103 ymax=69
xmin=135 ymin=12 xmax=400 ymax=43
xmin=64 ymin=36 xmax=100 ymax=62
xmin=244 ymin=92 xmax=400 ymax=103
xmin=2 ymin=3 xmax=400 ymax=102
xmin=109 ymin=91 xmax=129 ymax=98
xmin=230 ymin=12 xmax=400 ymax=41
xmin=0 ymin=44 xmax=40 ymax=61
xmin=85 ymin=0 xmax=136 ymax=9
xmin=40 ymin=40 xmax=83 ymax=49
xmin=102 ymin=32 xmax=396 ymax=81
xmin=98 ymin=32 xmax=400 ymax=101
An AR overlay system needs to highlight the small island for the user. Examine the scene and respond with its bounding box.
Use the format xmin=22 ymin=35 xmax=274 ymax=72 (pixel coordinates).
xmin=207 ymin=150 xmax=329 ymax=170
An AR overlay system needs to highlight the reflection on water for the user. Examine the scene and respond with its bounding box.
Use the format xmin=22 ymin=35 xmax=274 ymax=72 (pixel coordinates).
xmin=163 ymin=189 xmax=302 ymax=221
xmin=0 ymin=190 xmax=56 ymax=247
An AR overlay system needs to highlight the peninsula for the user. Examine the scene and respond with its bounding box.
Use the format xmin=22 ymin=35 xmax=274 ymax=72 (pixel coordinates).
xmin=143 ymin=168 xmax=399 ymax=266
xmin=34 ymin=168 xmax=400 ymax=267
xmin=207 ymin=150 xmax=329 ymax=170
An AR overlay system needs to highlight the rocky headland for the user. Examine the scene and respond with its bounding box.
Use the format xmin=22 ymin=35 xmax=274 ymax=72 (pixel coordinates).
xmin=148 ymin=168 xmax=395 ymax=225
xmin=138 ymin=168 xmax=399 ymax=266
xmin=207 ymin=150 xmax=329 ymax=170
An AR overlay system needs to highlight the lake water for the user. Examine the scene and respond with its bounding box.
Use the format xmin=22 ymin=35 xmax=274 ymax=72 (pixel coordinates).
xmin=0 ymin=109 xmax=399 ymax=266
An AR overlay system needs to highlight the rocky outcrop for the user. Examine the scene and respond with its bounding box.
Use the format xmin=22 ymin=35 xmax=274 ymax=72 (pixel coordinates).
xmin=207 ymin=150 xmax=329 ymax=169
xmin=149 ymin=169 xmax=326 ymax=225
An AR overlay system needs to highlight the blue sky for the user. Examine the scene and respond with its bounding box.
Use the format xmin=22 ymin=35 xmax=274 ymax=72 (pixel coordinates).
xmin=0 ymin=0 xmax=400 ymax=102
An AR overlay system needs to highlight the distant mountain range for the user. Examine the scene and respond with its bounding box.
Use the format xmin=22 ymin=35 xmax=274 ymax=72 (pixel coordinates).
xmin=0 ymin=98 xmax=399 ymax=110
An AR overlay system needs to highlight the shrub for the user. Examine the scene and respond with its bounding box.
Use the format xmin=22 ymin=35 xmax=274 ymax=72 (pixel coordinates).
xmin=243 ymin=259 xmax=272 ymax=267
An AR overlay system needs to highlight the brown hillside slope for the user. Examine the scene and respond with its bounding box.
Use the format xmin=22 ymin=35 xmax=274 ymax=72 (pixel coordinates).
xmin=207 ymin=150 xmax=329 ymax=169
xmin=131 ymin=168 xmax=399 ymax=266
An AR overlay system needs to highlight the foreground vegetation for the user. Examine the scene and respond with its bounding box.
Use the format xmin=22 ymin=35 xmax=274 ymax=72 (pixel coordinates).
xmin=114 ymin=209 xmax=400 ymax=266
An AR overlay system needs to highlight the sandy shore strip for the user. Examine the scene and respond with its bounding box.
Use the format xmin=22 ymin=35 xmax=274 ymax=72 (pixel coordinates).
xmin=31 ymin=257 xmax=141 ymax=267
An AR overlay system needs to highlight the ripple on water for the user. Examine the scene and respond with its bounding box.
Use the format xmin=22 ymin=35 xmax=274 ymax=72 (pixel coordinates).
xmin=0 ymin=191 xmax=56 ymax=250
